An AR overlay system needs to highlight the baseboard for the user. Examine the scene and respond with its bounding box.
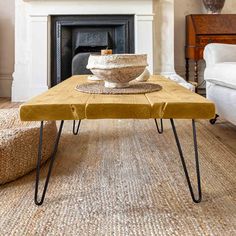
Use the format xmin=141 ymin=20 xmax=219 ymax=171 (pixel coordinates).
xmin=175 ymin=68 xmax=206 ymax=96
xmin=0 ymin=74 xmax=12 ymax=98
xmin=175 ymin=65 xmax=205 ymax=86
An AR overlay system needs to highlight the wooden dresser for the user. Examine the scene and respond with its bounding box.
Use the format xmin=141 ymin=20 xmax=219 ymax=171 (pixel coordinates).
xmin=185 ymin=14 xmax=236 ymax=83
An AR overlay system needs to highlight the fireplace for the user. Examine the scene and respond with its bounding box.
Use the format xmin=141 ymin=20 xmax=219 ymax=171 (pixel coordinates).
xmin=13 ymin=0 xmax=180 ymax=102
xmin=51 ymin=15 xmax=134 ymax=86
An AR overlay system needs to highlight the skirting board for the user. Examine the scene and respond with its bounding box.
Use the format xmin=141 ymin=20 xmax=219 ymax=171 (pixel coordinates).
xmin=0 ymin=74 xmax=12 ymax=98
xmin=177 ymin=70 xmax=206 ymax=97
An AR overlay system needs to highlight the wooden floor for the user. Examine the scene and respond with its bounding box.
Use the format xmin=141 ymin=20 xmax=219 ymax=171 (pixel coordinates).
xmin=1 ymin=97 xmax=236 ymax=155
xmin=0 ymin=98 xmax=22 ymax=109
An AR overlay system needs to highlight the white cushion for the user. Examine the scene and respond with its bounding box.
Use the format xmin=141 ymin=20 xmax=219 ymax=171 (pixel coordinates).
xmin=205 ymin=62 xmax=236 ymax=90
xmin=204 ymin=44 xmax=236 ymax=67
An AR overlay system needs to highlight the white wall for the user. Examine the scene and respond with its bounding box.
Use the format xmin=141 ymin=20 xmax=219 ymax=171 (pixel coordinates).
xmin=0 ymin=0 xmax=14 ymax=97
xmin=174 ymin=0 xmax=202 ymax=79
xmin=0 ymin=0 xmax=236 ymax=97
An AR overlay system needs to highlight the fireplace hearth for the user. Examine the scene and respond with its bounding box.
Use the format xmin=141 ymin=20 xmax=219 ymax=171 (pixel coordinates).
xmin=51 ymin=15 xmax=135 ymax=86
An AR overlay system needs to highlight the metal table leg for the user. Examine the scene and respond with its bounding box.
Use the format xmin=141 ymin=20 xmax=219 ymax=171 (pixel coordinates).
xmin=35 ymin=120 xmax=64 ymax=206
xmin=35 ymin=119 xmax=201 ymax=205
xmin=170 ymin=119 xmax=202 ymax=203
xmin=154 ymin=119 xmax=164 ymax=134
xmin=72 ymin=120 xmax=81 ymax=135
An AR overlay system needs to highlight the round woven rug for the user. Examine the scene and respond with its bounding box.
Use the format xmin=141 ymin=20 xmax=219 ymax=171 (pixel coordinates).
xmin=75 ymin=82 xmax=162 ymax=94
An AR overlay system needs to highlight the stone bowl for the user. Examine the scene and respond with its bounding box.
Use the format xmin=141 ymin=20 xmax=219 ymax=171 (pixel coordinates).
xmin=86 ymin=54 xmax=148 ymax=88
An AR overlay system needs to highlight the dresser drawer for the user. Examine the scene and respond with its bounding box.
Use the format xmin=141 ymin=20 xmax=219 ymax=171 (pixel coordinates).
xmin=196 ymin=35 xmax=236 ymax=46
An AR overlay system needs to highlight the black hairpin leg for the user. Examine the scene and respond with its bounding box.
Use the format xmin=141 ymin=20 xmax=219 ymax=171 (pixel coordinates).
xmin=35 ymin=120 xmax=64 ymax=206
xmin=154 ymin=119 xmax=164 ymax=134
xmin=170 ymin=119 xmax=202 ymax=203
xmin=73 ymin=120 xmax=81 ymax=135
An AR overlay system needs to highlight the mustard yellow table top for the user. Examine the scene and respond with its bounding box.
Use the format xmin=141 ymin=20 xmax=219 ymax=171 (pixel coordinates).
xmin=20 ymin=75 xmax=215 ymax=121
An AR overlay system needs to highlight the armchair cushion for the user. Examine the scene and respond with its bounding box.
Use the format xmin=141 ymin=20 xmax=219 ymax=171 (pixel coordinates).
xmin=204 ymin=43 xmax=236 ymax=67
xmin=205 ymin=62 xmax=236 ymax=90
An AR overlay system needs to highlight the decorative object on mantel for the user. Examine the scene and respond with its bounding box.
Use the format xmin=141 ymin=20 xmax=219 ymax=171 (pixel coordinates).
xmin=202 ymin=0 xmax=225 ymax=14
xmin=75 ymin=81 xmax=162 ymax=94
xmin=86 ymin=54 xmax=148 ymax=88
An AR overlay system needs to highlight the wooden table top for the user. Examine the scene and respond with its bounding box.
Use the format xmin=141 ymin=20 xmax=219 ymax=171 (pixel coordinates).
xmin=20 ymin=75 xmax=215 ymax=121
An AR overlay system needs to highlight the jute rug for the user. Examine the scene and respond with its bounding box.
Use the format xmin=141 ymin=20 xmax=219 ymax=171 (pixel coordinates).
xmin=0 ymin=120 xmax=235 ymax=236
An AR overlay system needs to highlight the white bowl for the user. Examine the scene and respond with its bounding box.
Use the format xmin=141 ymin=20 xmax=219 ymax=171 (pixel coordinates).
xmin=87 ymin=54 xmax=148 ymax=88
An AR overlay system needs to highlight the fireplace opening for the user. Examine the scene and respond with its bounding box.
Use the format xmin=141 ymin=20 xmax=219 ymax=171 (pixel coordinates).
xmin=72 ymin=31 xmax=111 ymax=75
xmin=51 ymin=15 xmax=135 ymax=86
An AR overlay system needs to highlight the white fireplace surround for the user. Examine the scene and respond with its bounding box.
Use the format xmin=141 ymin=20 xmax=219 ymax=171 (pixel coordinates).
xmin=13 ymin=0 xmax=182 ymax=102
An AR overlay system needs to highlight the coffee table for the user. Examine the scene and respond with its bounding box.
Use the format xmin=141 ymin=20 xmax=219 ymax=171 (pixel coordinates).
xmin=20 ymin=75 xmax=215 ymax=205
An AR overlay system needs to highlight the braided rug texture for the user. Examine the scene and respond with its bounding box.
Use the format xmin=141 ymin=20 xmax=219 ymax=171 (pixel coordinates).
xmin=0 ymin=119 xmax=235 ymax=235
xmin=75 ymin=82 xmax=162 ymax=94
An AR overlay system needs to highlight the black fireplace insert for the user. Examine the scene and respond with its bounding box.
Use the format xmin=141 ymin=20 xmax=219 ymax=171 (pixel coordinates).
xmin=51 ymin=15 xmax=135 ymax=86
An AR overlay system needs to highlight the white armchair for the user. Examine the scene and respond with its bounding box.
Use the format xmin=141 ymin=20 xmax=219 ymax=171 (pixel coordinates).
xmin=204 ymin=43 xmax=236 ymax=125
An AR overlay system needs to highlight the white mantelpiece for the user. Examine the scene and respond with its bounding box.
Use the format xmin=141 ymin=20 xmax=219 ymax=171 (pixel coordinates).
xmin=13 ymin=0 xmax=180 ymax=101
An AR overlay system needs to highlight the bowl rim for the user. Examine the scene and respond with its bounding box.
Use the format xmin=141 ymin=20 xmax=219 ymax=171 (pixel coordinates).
xmin=89 ymin=65 xmax=148 ymax=70
xmin=89 ymin=53 xmax=148 ymax=57
xmin=87 ymin=53 xmax=148 ymax=69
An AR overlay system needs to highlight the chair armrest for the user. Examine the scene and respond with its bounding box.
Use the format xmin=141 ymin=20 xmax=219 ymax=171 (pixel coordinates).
xmin=204 ymin=43 xmax=236 ymax=67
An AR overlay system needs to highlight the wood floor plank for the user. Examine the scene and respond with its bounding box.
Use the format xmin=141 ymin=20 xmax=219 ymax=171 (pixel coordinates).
xmin=0 ymin=98 xmax=21 ymax=109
